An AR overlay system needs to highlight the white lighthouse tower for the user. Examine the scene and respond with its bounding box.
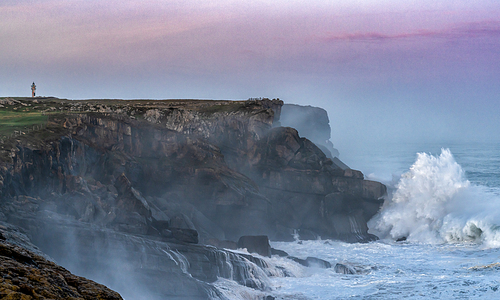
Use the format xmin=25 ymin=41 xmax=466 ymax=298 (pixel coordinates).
xmin=31 ymin=82 xmax=36 ymax=97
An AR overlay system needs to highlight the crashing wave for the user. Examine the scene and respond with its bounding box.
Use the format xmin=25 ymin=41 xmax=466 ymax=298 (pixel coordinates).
xmin=371 ymin=148 xmax=500 ymax=248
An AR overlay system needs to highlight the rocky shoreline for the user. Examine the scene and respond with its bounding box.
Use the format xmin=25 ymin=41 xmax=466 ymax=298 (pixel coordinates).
xmin=0 ymin=97 xmax=386 ymax=299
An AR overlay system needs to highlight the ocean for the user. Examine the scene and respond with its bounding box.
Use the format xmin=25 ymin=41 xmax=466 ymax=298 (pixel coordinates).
xmin=221 ymin=142 xmax=500 ymax=299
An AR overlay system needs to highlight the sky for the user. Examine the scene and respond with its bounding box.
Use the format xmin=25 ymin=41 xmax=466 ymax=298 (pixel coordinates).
xmin=1 ymin=0 xmax=500 ymax=164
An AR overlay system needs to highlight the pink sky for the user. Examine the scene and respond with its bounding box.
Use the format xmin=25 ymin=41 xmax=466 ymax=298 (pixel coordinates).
xmin=2 ymin=0 xmax=498 ymax=76
xmin=1 ymin=0 xmax=500 ymax=157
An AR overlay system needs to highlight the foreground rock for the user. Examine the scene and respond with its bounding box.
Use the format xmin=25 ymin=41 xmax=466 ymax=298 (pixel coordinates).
xmin=0 ymin=240 xmax=123 ymax=300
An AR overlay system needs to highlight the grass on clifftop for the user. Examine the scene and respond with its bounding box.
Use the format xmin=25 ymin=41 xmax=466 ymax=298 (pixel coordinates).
xmin=0 ymin=110 xmax=48 ymax=138
xmin=196 ymin=102 xmax=247 ymax=115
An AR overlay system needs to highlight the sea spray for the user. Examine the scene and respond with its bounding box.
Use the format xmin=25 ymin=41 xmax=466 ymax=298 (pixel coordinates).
xmin=260 ymin=143 xmax=500 ymax=299
xmin=371 ymin=148 xmax=500 ymax=247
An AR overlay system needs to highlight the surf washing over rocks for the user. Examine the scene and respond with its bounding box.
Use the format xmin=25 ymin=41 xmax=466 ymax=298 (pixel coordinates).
xmin=259 ymin=144 xmax=500 ymax=299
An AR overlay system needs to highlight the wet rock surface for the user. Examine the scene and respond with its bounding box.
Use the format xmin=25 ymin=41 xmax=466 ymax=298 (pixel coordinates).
xmin=0 ymin=238 xmax=123 ymax=300
xmin=289 ymin=256 xmax=332 ymax=269
xmin=238 ymin=235 xmax=272 ymax=257
xmin=334 ymin=263 xmax=357 ymax=275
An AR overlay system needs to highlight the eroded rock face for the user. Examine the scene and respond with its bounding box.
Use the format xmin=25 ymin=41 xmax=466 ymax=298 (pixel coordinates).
xmin=0 ymin=99 xmax=385 ymax=242
xmin=249 ymin=125 xmax=385 ymax=241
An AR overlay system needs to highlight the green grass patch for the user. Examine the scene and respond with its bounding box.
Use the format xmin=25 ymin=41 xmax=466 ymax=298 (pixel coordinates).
xmin=0 ymin=110 xmax=48 ymax=137
xmin=197 ymin=102 xmax=244 ymax=114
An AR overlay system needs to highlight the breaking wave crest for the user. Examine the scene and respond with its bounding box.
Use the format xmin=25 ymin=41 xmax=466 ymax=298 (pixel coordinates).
xmin=371 ymin=148 xmax=500 ymax=248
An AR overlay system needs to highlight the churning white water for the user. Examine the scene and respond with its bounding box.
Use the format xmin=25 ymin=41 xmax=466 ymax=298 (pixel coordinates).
xmin=371 ymin=148 xmax=500 ymax=247
xmin=223 ymin=143 xmax=500 ymax=299
xmin=268 ymin=239 xmax=500 ymax=299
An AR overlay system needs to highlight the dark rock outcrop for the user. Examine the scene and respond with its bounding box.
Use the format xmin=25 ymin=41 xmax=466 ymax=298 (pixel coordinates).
xmin=238 ymin=235 xmax=272 ymax=257
xmin=170 ymin=213 xmax=199 ymax=244
xmin=0 ymin=235 xmax=123 ymax=300
xmin=304 ymin=256 xmax=332 ymax=269
xmin=334 ymin=263 xmax=357 ymax=275
xmin=270 ymin=248 xmax=288 ymax=257
xmin=252 ymin=125 xmax=385 ymax=242
xmin=289 ymin=256 xmax=332 ymax=269
xmin=333 ymin=262 xmax=374 ymax=275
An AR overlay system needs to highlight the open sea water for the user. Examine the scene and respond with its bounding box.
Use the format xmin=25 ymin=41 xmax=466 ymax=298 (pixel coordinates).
xmin=248 ymin=142 xmax=500 ymax=299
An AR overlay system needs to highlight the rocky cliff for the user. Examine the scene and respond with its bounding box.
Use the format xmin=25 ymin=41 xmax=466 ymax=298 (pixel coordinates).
xmin=0 ymin=97 xmax=386 ymax=299
xmin=280 ymin=104 xmax=340 ymax=158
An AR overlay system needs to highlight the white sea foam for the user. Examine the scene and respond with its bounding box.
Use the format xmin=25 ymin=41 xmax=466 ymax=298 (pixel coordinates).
xmin=270 ymin=239 xmax=500 ymax=299
xmin=371 ymin=148 xmax=500 ymax=248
